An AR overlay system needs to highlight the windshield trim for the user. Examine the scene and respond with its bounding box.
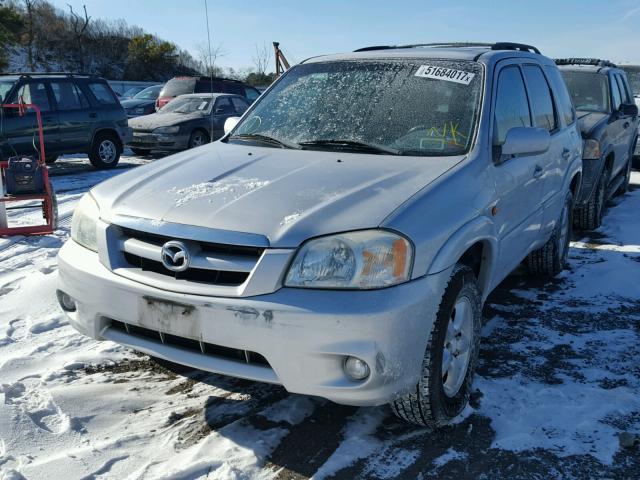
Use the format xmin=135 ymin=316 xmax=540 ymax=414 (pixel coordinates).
xmin=224 ymin=59 xmax=485 ymax=157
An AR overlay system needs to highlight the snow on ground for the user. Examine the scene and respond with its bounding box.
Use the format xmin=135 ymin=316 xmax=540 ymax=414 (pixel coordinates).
xmin=0 ymin=156 xmax=639 ymax=479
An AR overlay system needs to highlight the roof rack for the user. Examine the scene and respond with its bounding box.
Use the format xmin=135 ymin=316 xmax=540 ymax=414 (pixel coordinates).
xmin=554 ymin=58 xmax=617 ymax=68
xmin=0 ymin=72 xmax=98 ymax=78
xmin=353 ymin=42 xmax=541 ymax=55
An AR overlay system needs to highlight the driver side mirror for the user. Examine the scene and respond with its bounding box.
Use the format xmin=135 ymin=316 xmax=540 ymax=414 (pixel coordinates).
xmin=496 ymin=127 xmax=550 ymax=163
xmin=619 ymin=103 xmax=638 ymax=118
xmin=224 ymin=116 xmax=240 ymax=135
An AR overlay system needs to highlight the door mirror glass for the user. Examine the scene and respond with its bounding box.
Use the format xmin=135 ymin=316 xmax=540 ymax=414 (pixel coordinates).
xmin=619 ymin=103 xmax=638 ymax=117
xmin=499 ymin=127 xmax=550 ymax=159
xmin=224 ymin=116 xmax=240 ymax=135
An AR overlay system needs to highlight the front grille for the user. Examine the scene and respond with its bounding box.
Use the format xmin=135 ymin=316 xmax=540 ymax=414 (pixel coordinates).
xmin=123 ymin=252 xmax=249 ymax=285
xmin=121 ymin=228 xmax=264 ymax=258
xmin=116 ymin=227 xmax=264 ymax=288
xmin=110 ymin=319 xmax=271 ymax=367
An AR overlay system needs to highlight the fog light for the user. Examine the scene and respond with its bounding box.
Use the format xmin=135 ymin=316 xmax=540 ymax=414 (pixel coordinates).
xmin=344 ymin=356 xmax=370 ymax=381
xmin=57 ymin=290 xmax=77 ymax=312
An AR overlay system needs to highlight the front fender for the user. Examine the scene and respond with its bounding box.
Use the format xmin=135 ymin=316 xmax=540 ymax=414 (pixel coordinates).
xmin=426 ymin=215 xmax=498 ymax=299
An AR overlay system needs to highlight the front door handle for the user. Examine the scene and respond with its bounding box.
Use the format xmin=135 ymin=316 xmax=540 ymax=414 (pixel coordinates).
xmin=624 ymin=121 xmax=630 ymax=129
xmin=562 ymin=148 xmax=571 ymax=159
xmin=533 ymin=165 xmax=544 ymax=178
xmin=89 ymin=112 xmax=98 ymax=119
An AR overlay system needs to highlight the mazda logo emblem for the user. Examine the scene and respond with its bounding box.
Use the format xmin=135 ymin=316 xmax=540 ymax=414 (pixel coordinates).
xmin=161 ymin=241 xmax=191 ymax=272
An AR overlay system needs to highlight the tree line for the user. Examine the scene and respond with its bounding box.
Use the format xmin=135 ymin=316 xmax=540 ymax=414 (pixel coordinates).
xmin=0 ymin=0 xmax=278 ymax=83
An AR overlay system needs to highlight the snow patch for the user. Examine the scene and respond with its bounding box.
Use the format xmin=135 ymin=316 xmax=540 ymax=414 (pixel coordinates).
xmin=168 ymin=177 xmax=270 ymax=207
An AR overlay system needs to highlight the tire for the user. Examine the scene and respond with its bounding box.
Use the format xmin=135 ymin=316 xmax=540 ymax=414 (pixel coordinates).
xmin=574 ymin=169 xmax=607 ymax=230
xmin=615 ymin=159 xmax=632 ymax=196
xmin=89 ymin=133 xmax=121 ymax=169
xmin=188 ymin=130 xmax=209 ymax=149
xmin=45 ymin=155 xmax=58 ymax=165
xmin=527 ymin=191 xmax=573 ymax=277
xmin=130 ymin=147 xmax=151 ymax=156
xmin=391 ymin=264 xmax=482 ymax=428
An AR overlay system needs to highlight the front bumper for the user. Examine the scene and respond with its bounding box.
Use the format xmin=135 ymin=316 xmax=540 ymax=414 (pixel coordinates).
xmin=57 ymin=239 xmax=451 ymax=406
xmin=128 ymin=131 xmax=189 ymax=151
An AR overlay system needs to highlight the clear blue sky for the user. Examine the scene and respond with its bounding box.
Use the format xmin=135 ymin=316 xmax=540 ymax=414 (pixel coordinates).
xmin=53 ymin=0 xmax=640 ymax=70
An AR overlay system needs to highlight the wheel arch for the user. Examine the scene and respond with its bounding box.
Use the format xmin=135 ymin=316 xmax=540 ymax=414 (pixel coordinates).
xmin=426 ymin=216 xmax=498 ymax=299
xmin=91 ymin=128 xmax=122 ymax=151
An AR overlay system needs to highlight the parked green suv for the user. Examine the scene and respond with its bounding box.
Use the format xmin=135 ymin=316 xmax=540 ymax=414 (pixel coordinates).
xmin=0 ymin=73 xmax=132 ymax=169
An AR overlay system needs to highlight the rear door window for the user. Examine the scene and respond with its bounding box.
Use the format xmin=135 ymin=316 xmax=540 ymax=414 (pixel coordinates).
xmin=545 ymin=67 xmax=575 ymax=126
xmin=244 ymin=87 xmax=260 ymax=102
xmin=231 ymin=97 xmax=249 ymax=114
xmin=494 ymin=66 xmax=531 ymax=145
xmin=51 ymin=81 xmax=89 ymax=110
xmin=523 ymin=65 xmax=557 ymax=132
xmin=194 ymin=80 xmax=214 ymax=93
xmin=222 ymin=83 xmax=244 ymax=95
xmin=10 ymin=81 xmax=52 ymax=112
xmin=88 ymin=82 xmax=117 ymax=105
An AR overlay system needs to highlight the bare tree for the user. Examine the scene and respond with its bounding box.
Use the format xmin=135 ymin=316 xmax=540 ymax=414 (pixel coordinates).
xmin=67 ymin=3 xmax=90 ymax=71
xmin=23 ymin=0 xmax=36 ymax=69
xmin=196 ymin=41 xmax=226 ymax=76
xmin=252 ymin=42 xmax=269 ymax=75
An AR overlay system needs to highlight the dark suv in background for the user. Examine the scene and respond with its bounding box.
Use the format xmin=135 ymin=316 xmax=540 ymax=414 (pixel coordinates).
xmin=619 ymin=65 xmax=640 ymax=163
xmin=557 ymin=59 xmax=639 ymax=229
xmin=156 ymin=76 xmax=261 ymax=110
xmin=0 ymin=73 xmax=131 ymax=169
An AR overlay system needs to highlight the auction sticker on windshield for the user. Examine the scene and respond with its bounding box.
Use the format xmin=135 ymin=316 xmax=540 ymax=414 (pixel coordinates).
xmin=415 ymin=65 xmax=476 ymax=85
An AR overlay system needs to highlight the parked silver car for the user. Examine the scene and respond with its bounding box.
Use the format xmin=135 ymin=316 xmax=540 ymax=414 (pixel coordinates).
xmin=57 ymin=42 xmax=582 ymax=427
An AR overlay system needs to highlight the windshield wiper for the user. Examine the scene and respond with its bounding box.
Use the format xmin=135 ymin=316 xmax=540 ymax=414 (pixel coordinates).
xmin=298 ymin=139 xmax=400 ymax=155
xmin=228 ymin=133 xmax=301 ymax=149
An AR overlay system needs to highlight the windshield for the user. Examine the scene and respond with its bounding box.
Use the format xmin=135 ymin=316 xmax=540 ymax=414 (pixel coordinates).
xmin=160 ymin=96 xmax=211 ymax=114
xmin=0 ymin=80 xmax=15 ymax=102
xmin=133 ymin=85 xmax=162 ymax=100
xmin=230 ymin=60 xmax=483 ymax=156
xmin=561 ymin=71 xmax=610 ymax=113
xmin=121 ymin=86 xmax=143 ymax=98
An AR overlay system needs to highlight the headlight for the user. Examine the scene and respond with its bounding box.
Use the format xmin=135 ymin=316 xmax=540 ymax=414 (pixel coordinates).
xmin=285 ymin=230 xmax=413 ymax=289
xmin=71 ymin=194 xmax=99 ymax=252
xmin=583 ymin=139 xmax=601 ymax=160
xmin=153 ymin=126 xmax=180 ymax=134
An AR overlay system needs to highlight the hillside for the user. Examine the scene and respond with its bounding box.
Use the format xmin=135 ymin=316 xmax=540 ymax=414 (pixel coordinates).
xmin=1 ymin=0 xmax=200 ymax=80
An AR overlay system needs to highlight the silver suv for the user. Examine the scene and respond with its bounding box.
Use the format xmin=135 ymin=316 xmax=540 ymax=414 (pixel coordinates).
xmin=57 ymin=42 xmax=582 ymax=427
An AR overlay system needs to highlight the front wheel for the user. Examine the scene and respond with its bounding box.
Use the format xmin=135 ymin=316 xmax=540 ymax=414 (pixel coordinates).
xmin=574 ymin=170 xmax=606 ymax=230
xmin=391 ymin=264 xmax=482 ymax=428
xmin=188 ymin=130 xmax=209 ymax=149
xmin=527 ymin=190 xmax=573 ymax=276
xmin=89 ymin=133 xmax=121 ymax=170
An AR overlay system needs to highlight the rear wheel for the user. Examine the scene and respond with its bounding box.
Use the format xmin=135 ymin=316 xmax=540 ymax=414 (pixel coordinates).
xmin=527 ymin=191 xmax=573 ymax=276
xmin=188 ymin=130 xmax=209 ymax=149
xmin=574 ymin=169 xmax=607 ymax=230
xmin=89 ymin=133 xmax=121 ymax=169
xmin=130 ymin=147 xmax=151 ymax=156
xmin=391 ymin=265 xmax=481 ymax=428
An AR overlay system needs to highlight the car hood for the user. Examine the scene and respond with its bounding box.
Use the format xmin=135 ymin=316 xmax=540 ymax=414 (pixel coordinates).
xmin=121 ymin=98 xmax=154 ymax=109
xmin=128 ymin=111 xmax=203 ymax=130
xmin=576 ymin=111 xmax=608 ymax=137
xmin=92 ymin=142 xmax=463 ymax=247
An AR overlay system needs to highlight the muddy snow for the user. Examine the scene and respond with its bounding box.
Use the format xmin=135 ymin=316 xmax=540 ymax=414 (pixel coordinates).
xmin=0 ymin=154 xmax=639 ymax=479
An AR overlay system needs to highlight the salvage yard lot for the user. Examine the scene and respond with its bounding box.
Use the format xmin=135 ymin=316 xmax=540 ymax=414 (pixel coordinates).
xmin=1 ymin=154 xmax=639 ymax=479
